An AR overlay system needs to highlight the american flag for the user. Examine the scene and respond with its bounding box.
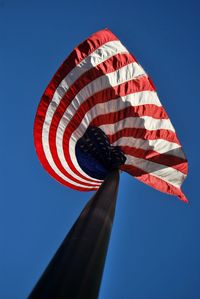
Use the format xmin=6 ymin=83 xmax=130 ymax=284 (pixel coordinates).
xmin=34 ymin=29 xmax=188 ymax=202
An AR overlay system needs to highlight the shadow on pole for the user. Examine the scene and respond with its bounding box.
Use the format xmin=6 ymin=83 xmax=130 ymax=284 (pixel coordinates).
xmin=28 ymin=169 xmax=120 ymax=299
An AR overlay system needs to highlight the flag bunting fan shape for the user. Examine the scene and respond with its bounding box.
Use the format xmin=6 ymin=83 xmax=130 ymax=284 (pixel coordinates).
xmin=34 ymin=28 xmax=188 ymax=202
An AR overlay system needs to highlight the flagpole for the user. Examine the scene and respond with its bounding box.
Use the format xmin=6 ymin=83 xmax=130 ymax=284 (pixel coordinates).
xmin=28 ymin=169 xmax=120 ymax=299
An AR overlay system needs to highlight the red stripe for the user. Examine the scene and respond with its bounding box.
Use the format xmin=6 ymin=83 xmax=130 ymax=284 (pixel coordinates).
xmin=48 ymin=53 xmax=136 ymax=183
xmin=40 ymin=29 xmax=118 ymax=112
xmin=63 ymin=76 xmax=155 ymax=136
xmin=34 ymin=29 xmax=117 ymax=188
xmin=63 ymin=53 xmax=136 ymax=106
xmin=60 ymin=77 xmax=155 ymax=181
xmin=108 ymin=128 xmax=181 ymax=145
xmin=120 ymin=164 xmax=188 ymax=202
xmin=49 ymin=52 xmax=136 ymax=144
xmin=34 ymin=127 xmax=99 ymax=191
xmin=121 ymin=146 xmax=188 ymax=174
xmin=90 ymin=105 xmax=168 ymax=129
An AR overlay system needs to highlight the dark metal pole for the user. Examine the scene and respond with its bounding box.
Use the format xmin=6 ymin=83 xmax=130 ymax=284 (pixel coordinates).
xmin=28 ymin=169 xmax=119 ymax=299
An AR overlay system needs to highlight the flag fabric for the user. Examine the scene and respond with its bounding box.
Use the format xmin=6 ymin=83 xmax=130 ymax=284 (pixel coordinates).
xmin=34 ymin=28 xmax=188 ymax=202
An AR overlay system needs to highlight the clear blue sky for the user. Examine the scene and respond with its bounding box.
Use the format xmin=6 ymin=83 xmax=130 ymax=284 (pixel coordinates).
xmin=1 ymin=0 xmax=200 ymax=298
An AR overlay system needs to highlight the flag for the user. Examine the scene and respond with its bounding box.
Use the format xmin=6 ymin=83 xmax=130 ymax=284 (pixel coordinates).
xmin=34 ymin=28 xmax=188 ymax=202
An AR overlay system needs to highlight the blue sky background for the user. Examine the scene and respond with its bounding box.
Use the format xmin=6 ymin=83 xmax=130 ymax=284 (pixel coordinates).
xmin=1 ymin=0 xmax=200 ymax=298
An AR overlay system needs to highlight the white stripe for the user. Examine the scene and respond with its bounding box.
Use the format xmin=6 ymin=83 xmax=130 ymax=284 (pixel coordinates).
xmin=71 ymin=40 xmax=128 ymax=82
xmin=121 ymin=90 xmax=161 ymax=107
xmin=59 ymin=62 xmax=145 ymax=119
xmin=68 ymin=91 xmax=162 ymax=141
xmin=99 ymin=116 xmax=175 ymax=135
xmin=56 ymin=63 xmax=146 ymax=181
xmin=60 ymin=90 xmax=162 ymax=136
xmin=42 ymin=40 xmax=128 ymax=186
xmin=44 ymin=41 xmax=128 ymax=128
xmin=125 ymin=155 xmax=186 ymax=188
xmin=112 ymin=137 xmax=185 ymax=159
xmin=41 ymin=133 xmax=100 ymax=188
